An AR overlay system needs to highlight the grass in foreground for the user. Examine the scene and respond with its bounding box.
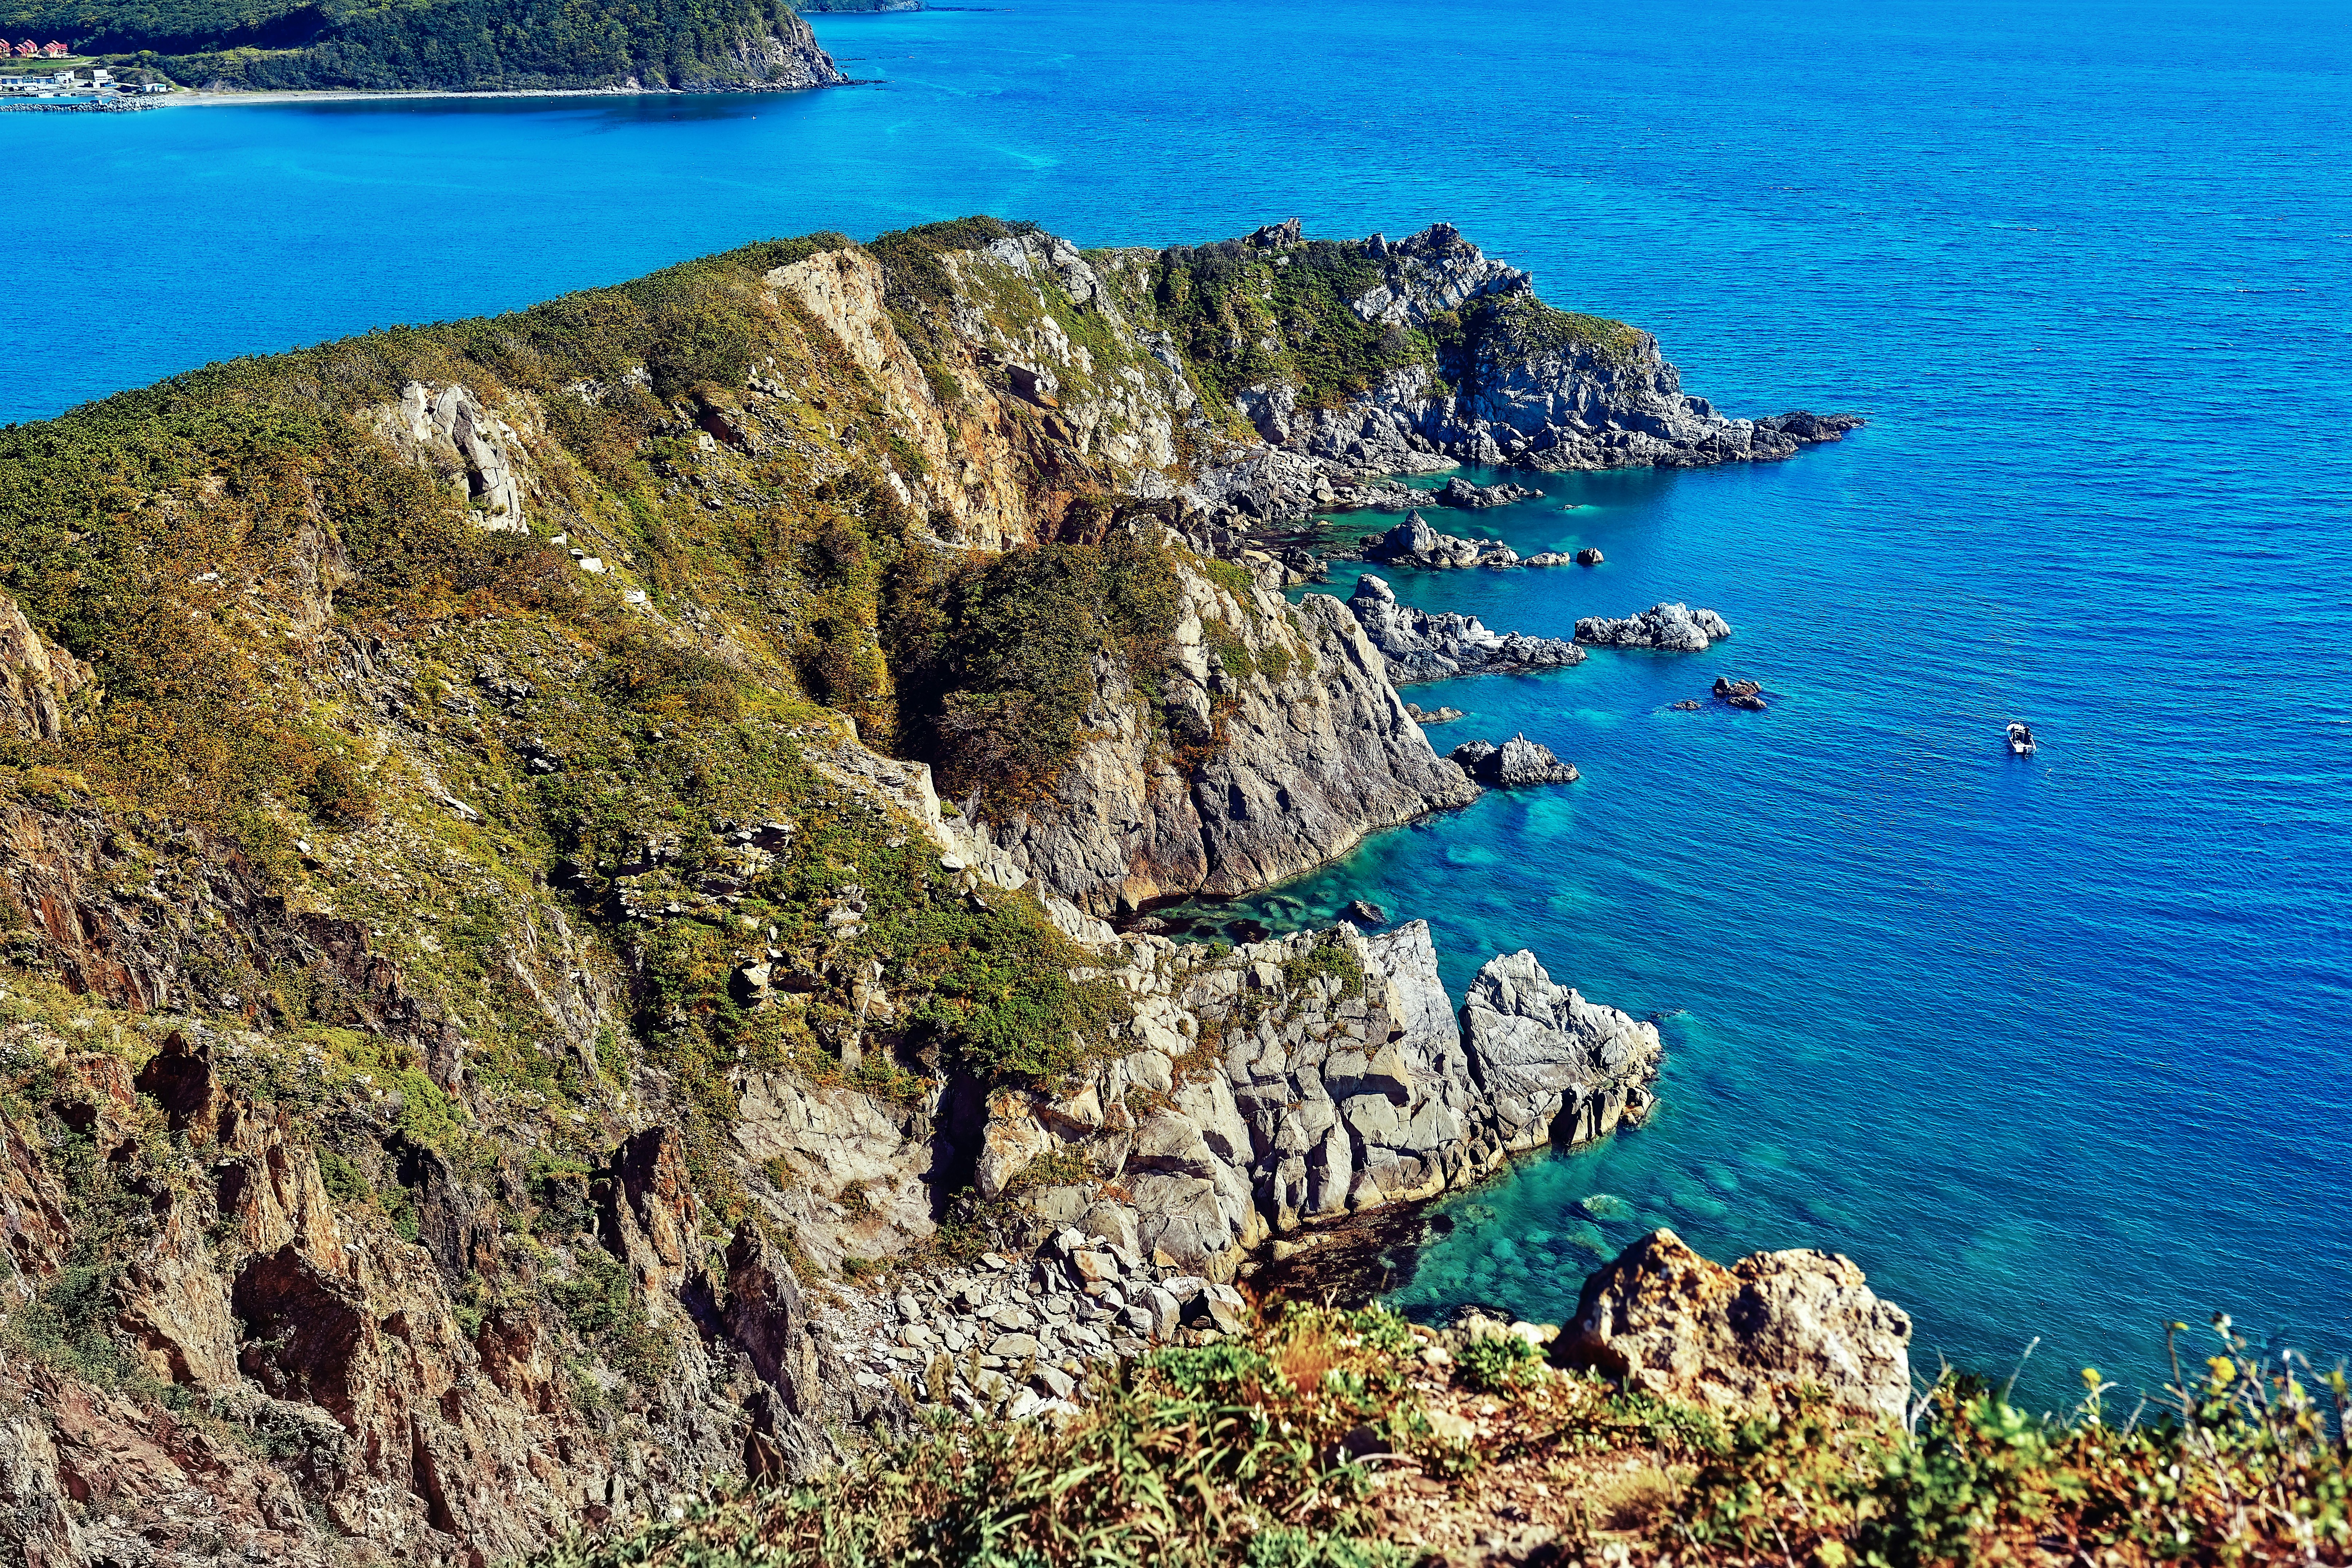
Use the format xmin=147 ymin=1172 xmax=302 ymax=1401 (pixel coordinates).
xmin=535 ymin=1308 xmax=2349 ymax=1568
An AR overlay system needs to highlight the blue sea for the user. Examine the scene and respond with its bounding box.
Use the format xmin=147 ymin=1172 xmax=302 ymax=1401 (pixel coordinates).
xmin=5 ymin=0 xmax=2348 ymax=1409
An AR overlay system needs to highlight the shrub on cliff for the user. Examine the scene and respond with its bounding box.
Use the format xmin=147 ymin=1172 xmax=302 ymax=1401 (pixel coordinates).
xmin=884 ymin=529 xmax=1186 ymax=813
xmin=1150 ymin=238 xmax=1438 ymax=414
xmin=1676 ymin=1318 xmax=2352 ymax=1565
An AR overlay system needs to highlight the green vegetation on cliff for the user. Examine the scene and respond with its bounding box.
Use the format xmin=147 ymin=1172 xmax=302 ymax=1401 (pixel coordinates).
xmin=883 ymin=528 xmax=1188 ymax=811
xmin=1136 ymin=237 xmax=1441 ymax=417
xmin=0 ymin=0 xmax=836 ymax=92
xmin=0 ymin=222 xmax=1134 ymax=1265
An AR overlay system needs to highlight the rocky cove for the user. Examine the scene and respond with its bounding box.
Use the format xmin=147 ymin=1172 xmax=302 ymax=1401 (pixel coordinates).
xmin=0 ymin=214 xmax=1867 ymax=1566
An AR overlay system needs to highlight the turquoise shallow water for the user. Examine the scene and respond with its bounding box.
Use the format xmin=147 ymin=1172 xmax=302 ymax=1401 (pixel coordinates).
xmin=5 ymin=0 xmax=2349 ymax=1408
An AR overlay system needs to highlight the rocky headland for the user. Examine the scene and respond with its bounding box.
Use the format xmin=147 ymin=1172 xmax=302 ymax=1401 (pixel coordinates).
xmin=0 ymin=213 xmax=1855 ymax=1568
xmin=1206 ymin=222 xmax=1864 ymax=491
xmin=32 ymin=0 xmax=848 ymax=94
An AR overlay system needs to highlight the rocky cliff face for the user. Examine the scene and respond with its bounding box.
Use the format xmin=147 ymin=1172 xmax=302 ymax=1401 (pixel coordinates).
xmin=968 ymin=921 xmax=1662 ymax=1288
xmin=968 ymin=556 xmax=1477 ymax=917
xmin=0 ymin=1029 xmax=850 ymax=1568
xmin=728 ymin=8 xmax=846 ymax=90
xmin=0 ymin=596 xmax=95 ymax=744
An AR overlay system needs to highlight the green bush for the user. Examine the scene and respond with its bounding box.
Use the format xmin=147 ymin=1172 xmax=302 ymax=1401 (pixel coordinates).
xmin=1677 ymin=1319 xmax=2352 ymax=1567
xmin=1456 ymin=1331 xmax=1544 ymax=1393
xmin=885 ymin=529 xmax=1184 ymax=811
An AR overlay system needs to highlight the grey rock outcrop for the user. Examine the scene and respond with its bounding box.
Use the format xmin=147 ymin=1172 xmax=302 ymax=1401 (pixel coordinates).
xmin=1349 ymin=223 xmax=1531 ymax=329
xmin=1346 ymin=574 xmax=1584 ymax=686
xmin=1364 ymin=511 xmax=1520 ymax=570
xmin=976 ymin=922 xmax=1510 ymax=1281
xmin=1574 ymin=602 xmax=1732 ymax=652
xmin=366 ymin=381 xmax=531 ymax=533
xmin=1449 ymin=735 xmax=1577 ymax=788
xmin=1433 ymin=476 xmax=1540 ymax=509
xmin=1566 ymin=1229 xmax=1915 ymax=1421
xmin=1575 ymin=547 xmax=1603 ymax=566
xmin=1461 ymin=949 xmax=1659 ymax=1150
xmin=972 ymin=922 xmax=1662 ymax=1289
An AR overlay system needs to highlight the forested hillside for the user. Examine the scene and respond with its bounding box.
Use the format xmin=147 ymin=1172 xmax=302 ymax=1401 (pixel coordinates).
xmin=0 ymin=0 xmax=845 ymax=92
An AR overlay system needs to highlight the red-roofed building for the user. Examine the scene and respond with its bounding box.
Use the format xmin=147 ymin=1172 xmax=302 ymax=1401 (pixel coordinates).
xmin=42 ymin=41 xmax=67 ymax=56
xmin=12 ymin=41 xmax=39 ymax=57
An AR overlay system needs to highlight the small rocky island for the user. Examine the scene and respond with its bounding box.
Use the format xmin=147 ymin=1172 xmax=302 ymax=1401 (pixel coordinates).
xmin=1575 ymin=601 xmax=1734 ymax=651
xmin=1451 ymin=735 xmax=1579 ymax=787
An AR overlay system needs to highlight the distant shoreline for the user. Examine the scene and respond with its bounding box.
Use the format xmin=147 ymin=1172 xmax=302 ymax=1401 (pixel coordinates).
xmin=157 ymin=82 xmax=858 ymax=108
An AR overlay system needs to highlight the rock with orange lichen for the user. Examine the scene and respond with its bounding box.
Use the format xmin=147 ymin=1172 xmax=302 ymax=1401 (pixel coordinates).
xmin=1564 ymin=1228 xmax=1913 ymax=1420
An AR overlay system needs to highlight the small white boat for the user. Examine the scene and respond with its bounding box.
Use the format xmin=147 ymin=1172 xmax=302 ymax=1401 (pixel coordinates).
xmin=2006 ymin=721 xmax=2037 ymax=755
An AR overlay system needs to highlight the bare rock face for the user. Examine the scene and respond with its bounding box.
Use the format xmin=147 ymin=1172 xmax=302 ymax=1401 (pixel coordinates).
xmin=980 ymin=557 xmax=1478 ymax=917
xmin=1567 ymin=1229 xmax=1915 ymax=1421
xmin=971 ymin=921 xmax=1669 ymax=1289
xmin=974 ymin=921 xmax=1513 ymax=1281
xmin=1461 ymin=949 xmax=1659 ymax=1149
xmin=0 ymin=590 xmax=95 ymax=742
xmin=1575 ymin=602 xmax=1732 ymax=652
xmin=730 ymin=8 xmax=846 ymax=89
xmin=364 ymin=381 xmax=532 ymax=533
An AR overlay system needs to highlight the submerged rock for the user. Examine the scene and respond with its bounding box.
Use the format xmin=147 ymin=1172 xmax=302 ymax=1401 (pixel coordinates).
xmin=1574 ymin=602 xmax=1732 ymax=652
xmin=1403 ymin=702 xmax=1465 ymax=725
xmin=1564 ymin=1229 xmax=1914 ymax=1421
xmin=1342 ymin=898 xmax=1389 ymax=927
xmin=1712 ymin=676 xmax=1766 ymax=711
xmin=1449 ymin=734 xmax=1578 ymax=787
xmin=1347 ymin=574 xmax=1585 ymax=685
